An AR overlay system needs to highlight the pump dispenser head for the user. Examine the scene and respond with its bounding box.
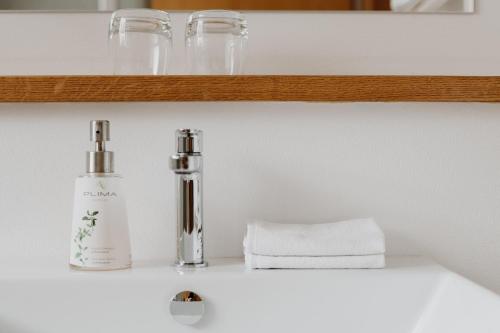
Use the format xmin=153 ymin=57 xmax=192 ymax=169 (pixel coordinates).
xmin=86 ymin=120 xmax=114 ymax=173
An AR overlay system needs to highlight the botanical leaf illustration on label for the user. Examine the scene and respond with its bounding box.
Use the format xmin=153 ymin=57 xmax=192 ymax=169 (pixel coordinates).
xmin=73 ymin=210 xmax=99 ymax=265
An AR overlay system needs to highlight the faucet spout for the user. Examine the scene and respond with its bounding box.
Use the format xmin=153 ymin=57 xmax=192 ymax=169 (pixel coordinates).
xmin=170 ymin=129 xmax=207 ymax=268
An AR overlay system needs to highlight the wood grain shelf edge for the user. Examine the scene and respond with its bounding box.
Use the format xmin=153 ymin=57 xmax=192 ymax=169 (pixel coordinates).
xmin=0 ymin=75 xmax=499 ymax=103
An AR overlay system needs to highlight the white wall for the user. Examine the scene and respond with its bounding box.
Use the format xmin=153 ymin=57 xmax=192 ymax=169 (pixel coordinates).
xmin=1 ymin=1 xmax=500 ymax=293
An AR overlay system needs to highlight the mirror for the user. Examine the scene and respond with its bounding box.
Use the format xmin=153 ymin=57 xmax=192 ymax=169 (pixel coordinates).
xmin=0 ymin=0 xmax=474 ymax=13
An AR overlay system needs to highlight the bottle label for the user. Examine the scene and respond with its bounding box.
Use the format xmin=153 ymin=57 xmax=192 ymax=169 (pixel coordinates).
xmin=69 ymin=176 xmax=131 ymax=269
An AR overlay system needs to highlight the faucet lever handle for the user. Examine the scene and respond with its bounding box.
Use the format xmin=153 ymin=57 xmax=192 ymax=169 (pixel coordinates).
xmin=176 ymin=129 xmax=202 ymax=154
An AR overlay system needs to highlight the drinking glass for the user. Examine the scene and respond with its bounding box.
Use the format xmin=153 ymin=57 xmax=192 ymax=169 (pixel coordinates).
xmin=186 ymin=10 xmax=248 ymax=75
xmin=109 ymin=9 xmax=172 ymax=75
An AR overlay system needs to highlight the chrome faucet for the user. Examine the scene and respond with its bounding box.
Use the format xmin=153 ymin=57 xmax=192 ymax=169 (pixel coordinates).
xmin=170 ymin=129 xmax=207 ymax=268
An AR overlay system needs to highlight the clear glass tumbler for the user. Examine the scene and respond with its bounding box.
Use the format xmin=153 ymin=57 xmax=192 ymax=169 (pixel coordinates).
xmin=109 ymin=9 xmax=172 ymax=75
xmin=186 ymin=10 xmax=248 ymax=75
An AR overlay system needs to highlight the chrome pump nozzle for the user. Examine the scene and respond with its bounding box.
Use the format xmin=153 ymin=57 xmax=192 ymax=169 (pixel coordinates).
xmin=87 ymin=120 xmax=114 ymax=173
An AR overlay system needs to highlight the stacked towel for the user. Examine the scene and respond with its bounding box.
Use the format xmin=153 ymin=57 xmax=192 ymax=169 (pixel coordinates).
xmin=244 ymin=218 xmax=385 ymax=269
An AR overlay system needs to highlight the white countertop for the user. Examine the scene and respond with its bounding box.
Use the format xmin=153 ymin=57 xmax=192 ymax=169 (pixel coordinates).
xmin=1 ymin=256 xmax=445 ymax=280
xmin=2 ymin=255 xmax=498 ymax=333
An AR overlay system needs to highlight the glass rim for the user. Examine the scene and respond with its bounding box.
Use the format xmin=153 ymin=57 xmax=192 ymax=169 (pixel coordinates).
xmin=109 ymin=8 xmax=172 ymax=36
xmin=110 ymin=8 xmax=171 ymax=24
xmin=187 ymin=10 xmax=246 ymax=23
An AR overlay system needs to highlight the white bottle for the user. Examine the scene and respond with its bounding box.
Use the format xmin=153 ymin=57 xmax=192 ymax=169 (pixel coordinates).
xmin=69 ymin=120 xmax=131 ymax=270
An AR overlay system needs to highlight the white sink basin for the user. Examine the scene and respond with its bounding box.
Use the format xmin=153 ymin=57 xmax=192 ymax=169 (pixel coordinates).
xmin=1 ymin=256 xmax=499 ymax=333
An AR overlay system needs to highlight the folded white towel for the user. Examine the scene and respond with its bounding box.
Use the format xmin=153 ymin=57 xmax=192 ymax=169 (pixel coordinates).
xmin=245 ymin=253 xmax=385 ymax=269
xmin=245 ymin=218 xmax=385 ymax=257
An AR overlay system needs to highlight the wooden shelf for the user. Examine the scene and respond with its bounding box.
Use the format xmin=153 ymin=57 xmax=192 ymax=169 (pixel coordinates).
xmin=1 ymin=75 xmax=499 ymax=103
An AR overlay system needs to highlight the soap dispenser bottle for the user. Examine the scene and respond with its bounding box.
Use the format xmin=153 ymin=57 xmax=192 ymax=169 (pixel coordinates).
xmin=69 ymin=120 xmax=131 ymax=270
